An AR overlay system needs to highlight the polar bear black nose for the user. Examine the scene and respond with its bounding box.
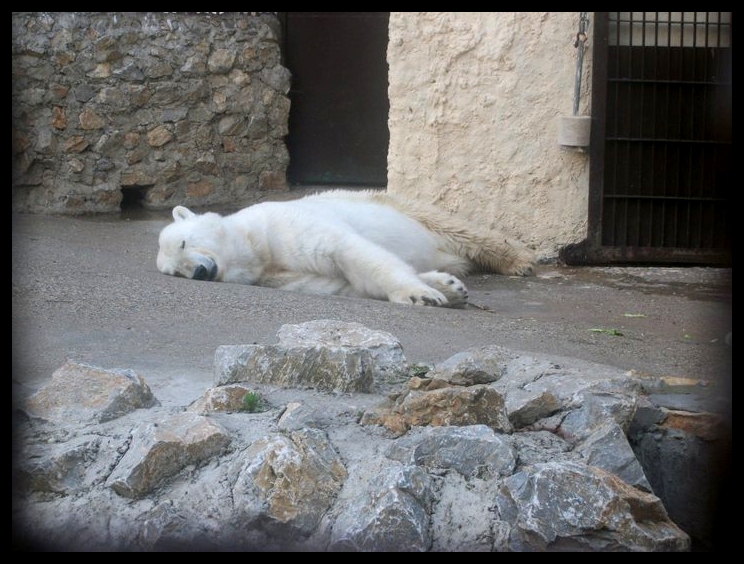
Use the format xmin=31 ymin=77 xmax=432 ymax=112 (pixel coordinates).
xmin=192 ymin=261 xmax=218 ymax=281
xmin=193 ymin=264 xmax=209 ymax=280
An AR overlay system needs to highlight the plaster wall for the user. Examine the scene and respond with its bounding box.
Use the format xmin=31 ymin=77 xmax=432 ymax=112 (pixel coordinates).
xmin=387 ymin=12 xmax=593 ymax=260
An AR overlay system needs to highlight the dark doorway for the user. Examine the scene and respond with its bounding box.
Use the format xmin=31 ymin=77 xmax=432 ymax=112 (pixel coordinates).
xmin=563 ymin=12 xmax=732 ymax=266
xmin=281 ymin=12 xmax=390 ymax=187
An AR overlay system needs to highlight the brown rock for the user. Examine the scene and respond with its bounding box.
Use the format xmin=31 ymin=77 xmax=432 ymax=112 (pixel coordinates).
xmin=62 ymin=136 xmax=89 ymax=153
xmin=661 ymin=409 xmax=727 ymax=441
xmin=259 ymin=170 xmax=287 ymax=191
xmin=50 ymin=83 xmax=70 ymax=98
xmin=222 ymin=136 xmax=236 ymax=153
xmin=78 ymin=108 xmax=105 ymax=130
xmin=87 ymin=63 xmax=111 ymax=78
xmin=123 ymin=131 xmax=140 ymax=149
xmin=23 ymin=360 xmax=158 ymax=424
xmin=361 ymin=384 xmax=513 ymax=436
xmin=146 ymin=125 xmax=173 ymax=147
xmin=188 ymin=384 xmax=261 ymax=414
xmin=186 ymin=179 xmax=213 ymax=198
xmin=121 ymin=169 xmax=155 ymax=187
xmin=51 ymin=106 xmax=67 ymax=130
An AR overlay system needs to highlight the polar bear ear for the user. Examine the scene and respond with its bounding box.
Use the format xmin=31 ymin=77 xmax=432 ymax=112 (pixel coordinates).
xmin=172 ymin=205 xmax=195 ymax=222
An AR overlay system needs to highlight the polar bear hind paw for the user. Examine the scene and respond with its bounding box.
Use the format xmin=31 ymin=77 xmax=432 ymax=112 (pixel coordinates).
xmin=503 ymin=255 xmax=537 ymax=277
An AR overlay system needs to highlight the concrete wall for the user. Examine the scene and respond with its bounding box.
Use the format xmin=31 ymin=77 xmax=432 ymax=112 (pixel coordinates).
xmin=387 ymin=12 xmax=593 ymax=260
xmin=11 ymin=12 xmax=290 ymax=214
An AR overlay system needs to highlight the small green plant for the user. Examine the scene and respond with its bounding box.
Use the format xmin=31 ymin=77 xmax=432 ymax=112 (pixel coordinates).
xmin=409 ymin=364 xmax=431 ymax=377
xmin=241 ymin=391 xmax=264 ymax=413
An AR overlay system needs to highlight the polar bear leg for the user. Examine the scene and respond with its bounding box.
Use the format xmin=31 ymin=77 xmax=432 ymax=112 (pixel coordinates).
xmin=334 ymin=234 xmax=450 ymax=306
xmin=258 ymin=270 xmax=356 ymax=296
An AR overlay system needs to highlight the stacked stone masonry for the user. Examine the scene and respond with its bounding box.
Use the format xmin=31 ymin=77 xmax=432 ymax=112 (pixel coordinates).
xmin=12 ymin=12 xmax=290 ymax=214
xmin=14 ymin=321 xmax=724 ymax=551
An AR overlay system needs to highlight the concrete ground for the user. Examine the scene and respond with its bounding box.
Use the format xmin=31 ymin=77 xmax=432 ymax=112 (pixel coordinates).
xmin=11 ymin=200 xmax=733 ymax=551
xmin=12 ymin=206 xmax=731 ymax=413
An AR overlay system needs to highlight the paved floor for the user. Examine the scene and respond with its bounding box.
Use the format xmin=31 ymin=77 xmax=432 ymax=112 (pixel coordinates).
xmin=11 ymin=208 xmax=732 ymax=414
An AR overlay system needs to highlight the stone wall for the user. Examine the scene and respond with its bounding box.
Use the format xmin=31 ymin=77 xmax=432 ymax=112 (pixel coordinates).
xmin=387 ymin=12 xmax=593 ymax=260
xmin=11 ymin=12 xmax=290 ymax=214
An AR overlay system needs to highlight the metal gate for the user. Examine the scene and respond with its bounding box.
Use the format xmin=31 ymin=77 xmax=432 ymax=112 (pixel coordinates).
xmin=563 ymin=12 xmax=732 ymax=266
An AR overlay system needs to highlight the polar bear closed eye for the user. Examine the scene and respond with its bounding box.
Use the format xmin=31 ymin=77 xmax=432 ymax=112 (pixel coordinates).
xmin=156 ymin=189 xmax=536 ymax=307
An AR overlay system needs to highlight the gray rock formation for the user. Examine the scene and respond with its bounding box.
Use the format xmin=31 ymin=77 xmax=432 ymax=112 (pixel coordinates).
xmin=386 ymin=425 xmax=516 ymax=479
xmin=329 ymin=465 xmax=433 ymax=552
xmin=24 ymin=360 xmax=158 ymax=423
xmin=215 ymin=320 xmax=408 ymax=393
xmin=13 ymin=320 xmax=703 ymax=551
xmin=229 ymin=428 xmax=347 ymax=538
xmin=106 ymin=412 xmax=231 ymax=499
xmin=361 ymin=380 xmax=513 ymax=437
xmin=494 ymin=461 xmax=689 ymax=552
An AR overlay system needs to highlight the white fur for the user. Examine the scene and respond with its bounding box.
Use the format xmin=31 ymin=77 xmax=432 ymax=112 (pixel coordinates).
xmin=156 ymin=189 xmax=535 ymax=307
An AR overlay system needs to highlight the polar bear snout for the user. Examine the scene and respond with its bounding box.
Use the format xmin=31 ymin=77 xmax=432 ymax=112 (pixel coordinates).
xmin=192 ymin=258 xmax=218 ymax=281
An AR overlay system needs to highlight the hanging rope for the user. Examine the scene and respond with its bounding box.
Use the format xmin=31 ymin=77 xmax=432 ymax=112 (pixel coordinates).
xmin=572 ymin=12 xmax=590 ymax=116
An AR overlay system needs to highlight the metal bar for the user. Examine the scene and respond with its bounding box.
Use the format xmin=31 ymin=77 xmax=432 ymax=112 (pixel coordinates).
xmin=686 ymin=13 xmax=695 ymax=246
xmin=650 ymin=12 xmax=659 ymax=246
xmin=588 ymin=12 xmax=609 ymax=249
xmin=623 ymin=12 xmax=633 ymax=246
xmin=603 ymin=194 xmax=727 ymax=202
xmin=608 ymin=78 xmax=731 ymax=86
xmin=605 ymin=137 xmax=728 ymax=144
xmin=611 ymin=12 xmax=621 ymax=245
xmin=662 ymin=12 xmax=672 ymax=247
xmin=637 ymin=12 xmax=647 ymax=246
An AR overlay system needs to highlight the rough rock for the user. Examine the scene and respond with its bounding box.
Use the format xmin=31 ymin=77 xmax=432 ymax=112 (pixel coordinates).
xmin=329 ymin=465 xmax=433 ymax=552
xmin=576 ymin=421 xmax=652 ymax=492
xmin=494 ymin=461 xmax=690 ymax=552
xmin=361 ymin=382 xmax=513 ymax=437
xmin=16 ymin=433 xmax=128 ymax=495
xmin=428 ymin=472 xmax=507 ymax=551
xmin=386 ymin=424 xmax=516 ymax=479
xmin=628 ymin=396 xmax=732 ymax=551
xmin=424 ymin=344 xmax=514 ymax=386
xmin=558 ymin=391 xmax=638 ymax=442
xmin=214 ymin=320 xmax=408 ymax=393
xmin=276 ymin=400 xmax=360 ymax=432
xmin=276 ymin=319 xmax=407 ymax=379
xmin=507 ymin=430 xmax=578 ymax=467
xmin=106 ymin=411 xmax=230 ymax=498
xmin=13 ymin=321 xmax=700 ymax=552
xmin=490 ymin=355 xmax=641 ymax=415
xmin=506 ymin=390 xmax=563 ymax=428
xmin=23 ymin=360 xmax=158 ymax=423
xmin=229 ymin=428 xmax=347 ymax=539
xmin=187 ymin=383 xmax=263 ymax=414
xmin=214 ymin=344 xmax=378 ymax=393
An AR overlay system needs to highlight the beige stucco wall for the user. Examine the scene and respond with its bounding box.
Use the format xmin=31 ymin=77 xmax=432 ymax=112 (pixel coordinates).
xmin=387 ymin=12 xmax=592 ymax=261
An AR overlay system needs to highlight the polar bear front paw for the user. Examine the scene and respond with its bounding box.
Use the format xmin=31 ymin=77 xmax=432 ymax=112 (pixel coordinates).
xmin=388 ymin=286 xmax=448 ymax=307
xmin=418 ymin=271 xmax=469 ymax=308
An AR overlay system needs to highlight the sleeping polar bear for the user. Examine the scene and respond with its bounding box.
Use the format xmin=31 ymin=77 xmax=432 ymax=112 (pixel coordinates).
xmin=156 ymin=189 xmax=536 ymax=308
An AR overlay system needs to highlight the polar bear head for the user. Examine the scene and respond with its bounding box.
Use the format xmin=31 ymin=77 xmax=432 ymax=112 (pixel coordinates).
xmin=156 ymin=205 xmax=226 ymax=282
